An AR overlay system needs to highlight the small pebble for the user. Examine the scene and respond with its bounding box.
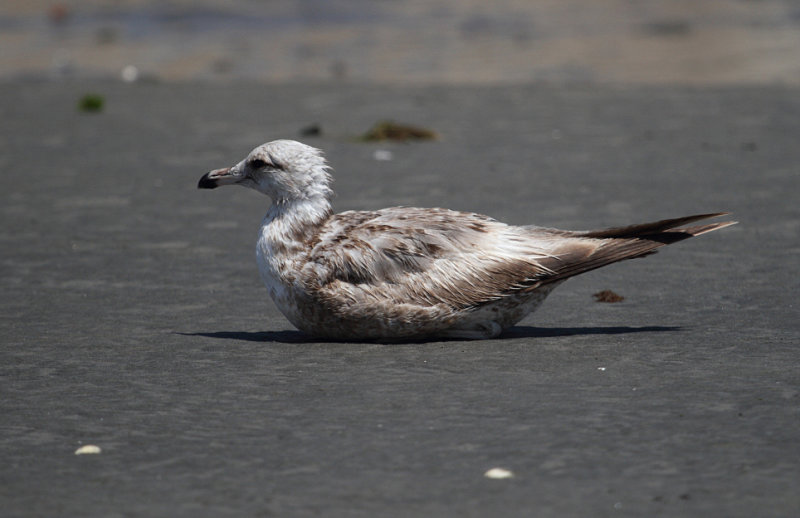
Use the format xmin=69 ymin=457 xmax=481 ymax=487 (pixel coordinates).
xmin=299 ymin=124 xmax=322 ymax=137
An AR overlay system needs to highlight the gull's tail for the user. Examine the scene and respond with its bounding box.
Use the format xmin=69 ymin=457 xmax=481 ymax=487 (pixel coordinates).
xmin=580 ymin=212 xmax=736 ymax=241
xmin=539 ymin=213 xmax=737 ymax=284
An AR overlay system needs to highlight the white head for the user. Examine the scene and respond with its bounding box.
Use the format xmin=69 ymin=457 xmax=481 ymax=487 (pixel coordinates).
xmin=198 ymin=140 xmax=333 ymax=203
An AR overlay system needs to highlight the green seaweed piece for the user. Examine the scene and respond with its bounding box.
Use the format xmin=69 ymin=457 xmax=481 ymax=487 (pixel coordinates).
xmin=78 ymin=94 xmax=105 ymax=112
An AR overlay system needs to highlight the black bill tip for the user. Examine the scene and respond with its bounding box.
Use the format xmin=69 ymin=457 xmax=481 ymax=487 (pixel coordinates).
xmin=197 ymin=173 xmax=219 ymax=189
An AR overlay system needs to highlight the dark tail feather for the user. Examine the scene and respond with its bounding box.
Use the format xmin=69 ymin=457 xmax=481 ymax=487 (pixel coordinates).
xmin=581 ymin=212 xmax=734 ymax=240
xmin=539 ymin=213 xmax=736 ymax=284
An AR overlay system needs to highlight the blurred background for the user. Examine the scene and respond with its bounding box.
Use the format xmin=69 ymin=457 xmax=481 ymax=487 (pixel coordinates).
xmin=3 ymin=0 xmax=800 ymax=84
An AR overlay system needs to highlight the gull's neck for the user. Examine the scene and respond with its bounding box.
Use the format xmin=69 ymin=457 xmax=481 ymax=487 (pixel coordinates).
xmin=262 ymin=195 xmax=333 ymax=251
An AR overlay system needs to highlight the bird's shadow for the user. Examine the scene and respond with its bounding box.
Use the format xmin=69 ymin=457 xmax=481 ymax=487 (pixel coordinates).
xmin=178 ymin=325 xmax=681 ymax=344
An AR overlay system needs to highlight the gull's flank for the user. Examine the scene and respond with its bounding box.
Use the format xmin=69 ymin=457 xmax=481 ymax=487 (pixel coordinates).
xmin=198 ymin=140 xmax=735 ymax=340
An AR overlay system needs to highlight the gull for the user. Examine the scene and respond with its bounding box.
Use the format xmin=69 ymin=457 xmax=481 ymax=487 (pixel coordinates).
xmin=198 ymin=140 xmax=735 ymax=340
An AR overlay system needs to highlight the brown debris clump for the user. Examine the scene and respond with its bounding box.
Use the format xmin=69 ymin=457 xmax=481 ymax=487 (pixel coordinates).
xmin=358 ymin=121 xmax=438 ymax=142
xmin=593 ymin=289 xmax=625 ymax=303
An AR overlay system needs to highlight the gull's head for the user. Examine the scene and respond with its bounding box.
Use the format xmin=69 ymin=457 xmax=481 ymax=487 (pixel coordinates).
xmin=198 ymin=140 xmax=333 ymax=202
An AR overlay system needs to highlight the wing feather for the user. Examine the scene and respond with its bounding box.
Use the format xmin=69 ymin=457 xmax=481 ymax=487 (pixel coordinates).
xmin=304 ymin=207 xmax=554 ymax=310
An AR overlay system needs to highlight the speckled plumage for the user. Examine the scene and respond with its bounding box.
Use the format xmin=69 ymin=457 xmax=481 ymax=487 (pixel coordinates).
xmin=199 ymin=140 xmax=735 ymax=340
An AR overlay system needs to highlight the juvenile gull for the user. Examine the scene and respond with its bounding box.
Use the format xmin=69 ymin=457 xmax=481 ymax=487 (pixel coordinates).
xmin=198 ymin=140 xmax=735 ymax=340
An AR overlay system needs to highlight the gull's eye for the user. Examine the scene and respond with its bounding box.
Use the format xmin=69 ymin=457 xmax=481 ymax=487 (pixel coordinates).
xmin=249 ymin=158 xmax=268 ymax=169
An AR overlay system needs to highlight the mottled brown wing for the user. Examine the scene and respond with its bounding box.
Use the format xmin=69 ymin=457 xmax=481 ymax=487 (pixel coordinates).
xmin=306 ymin=207 xmax=556 ymax=309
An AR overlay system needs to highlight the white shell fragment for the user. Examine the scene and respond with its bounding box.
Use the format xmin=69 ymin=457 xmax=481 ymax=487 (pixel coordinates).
xmin=373 ymin=149 xmax=393 ymax=161
xmin=74 ymin=444 xmax=102 ymax=455
xmin=484 ymin=467 xmax=514 ymax=479
xmin=121 ymin=65 xmax=139 ymax=83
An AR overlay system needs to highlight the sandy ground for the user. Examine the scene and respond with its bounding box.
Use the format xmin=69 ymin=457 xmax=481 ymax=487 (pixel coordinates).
xmin=2 ymin=0 xmax=800 ymax=84
xmin=0 ymin=80 xmax=798 ymax=516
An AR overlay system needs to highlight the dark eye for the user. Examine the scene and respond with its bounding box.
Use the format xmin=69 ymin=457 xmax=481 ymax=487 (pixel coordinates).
xmin=249 ymin=158 xmax=268 ymax=169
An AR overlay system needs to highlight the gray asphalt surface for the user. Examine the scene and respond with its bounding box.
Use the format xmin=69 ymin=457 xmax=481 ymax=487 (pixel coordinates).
xmin=1 ymin=81 xmax=798 ymax=517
